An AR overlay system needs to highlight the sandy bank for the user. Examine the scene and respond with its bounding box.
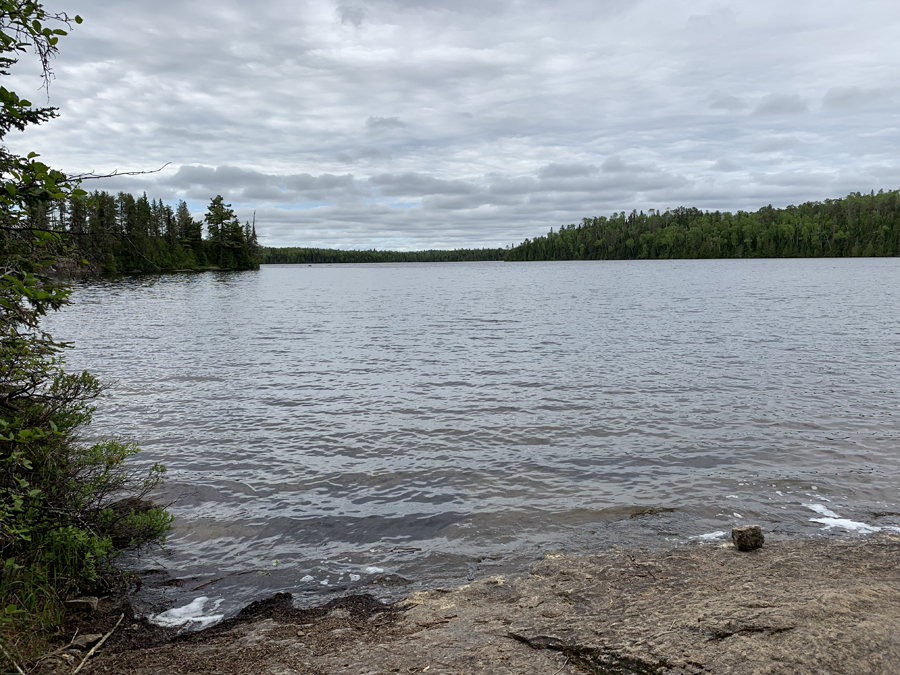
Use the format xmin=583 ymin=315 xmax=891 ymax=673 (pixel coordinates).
xmin=49 ymin=533 xmax=900 ymax=675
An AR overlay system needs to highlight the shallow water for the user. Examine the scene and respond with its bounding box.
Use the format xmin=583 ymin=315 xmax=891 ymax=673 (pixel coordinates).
xmin=45 ymin=259 xmax=900 ymax=624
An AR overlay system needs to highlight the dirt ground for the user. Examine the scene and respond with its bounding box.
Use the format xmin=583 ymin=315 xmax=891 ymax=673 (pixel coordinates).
xmin=29 ymin=533 xmax=900 ymax=675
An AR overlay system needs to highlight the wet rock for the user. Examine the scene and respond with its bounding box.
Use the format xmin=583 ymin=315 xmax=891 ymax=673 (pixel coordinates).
xmin=732 ymin=524 xmax=765 ymax=551
xmin=72 ymin=633 xmax=104 ymax=650
xmin=87 ymin=536 xmax=900 ymax=675
xmin=65 ymin=596 xmax=99 ymax=613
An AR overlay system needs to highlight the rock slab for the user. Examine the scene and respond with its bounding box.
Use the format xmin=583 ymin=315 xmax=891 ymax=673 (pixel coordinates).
xmin=86 ymin=535 xmax=900 ymax=675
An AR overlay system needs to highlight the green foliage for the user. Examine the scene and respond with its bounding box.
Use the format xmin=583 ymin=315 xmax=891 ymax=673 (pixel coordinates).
xmin=505 ymin=190 xmax=900 ymax=261
xmin=261 ymin=246 xmax=506 ymax=264
xmin=0 ymin=1 xmax=172 ymax=652
xmin=0 ymin=254 xmax=173 ymax=633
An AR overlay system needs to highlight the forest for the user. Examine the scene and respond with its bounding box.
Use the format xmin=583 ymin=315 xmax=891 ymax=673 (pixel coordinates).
xmin=261 ymin=246 xmax=506 ymax=264
xmin=504 ymin=190 xmax=900 ymax=261
xmin=29 ymin=192 xmax=261 ymax=273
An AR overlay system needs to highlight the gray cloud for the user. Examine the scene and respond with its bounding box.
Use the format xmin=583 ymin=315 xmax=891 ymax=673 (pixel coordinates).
xmin=337 ymin=5 xmax=366 ymax=26
xmin=5 ymin=0 xmax=899 ymax=249
xmin=751 ymin=136 xmax=802 ymax=153
xmin=157 ymin=165 xmax=366 ymax=204
xmin=538 ymin=163 xmax=598 ymax=178
xmin=753 ymin=94 xmax=809 ymax=116
xmin=709 ymin=95 xmax=747 ymax=112
xmin=711 ymin=159 xmax=742 ymax=172
xmin=822 ymin=86 xmax=895 ymax=111
xmin=366 ymin=116 xmax=407 ymax=130
xmin=371 ymin=172 xmax=477 ymax=196
xmin=601 ymin=157 xmax=654 ymax=173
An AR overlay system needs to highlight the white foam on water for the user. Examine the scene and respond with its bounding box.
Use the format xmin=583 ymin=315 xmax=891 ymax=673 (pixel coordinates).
xmin=805 ymin=503 xmax=883 ymax=534
xmin=810 ymin=516 xmax=881 ymax=534
xmin=149 ymin=597 xmax=224 ymax=628
xmin=725 ymin=495 xmax=738 ymax=499
xmin=806 ymin=503 xmax=840 ymax=519
xmin=693 ymin=531 xmax=727 ymax=541
xmin=365 ymin=566 xmax=384 ymax=574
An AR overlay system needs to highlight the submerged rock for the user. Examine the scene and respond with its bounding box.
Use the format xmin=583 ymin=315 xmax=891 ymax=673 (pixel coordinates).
xmin=732 ymin=524 xmax=765 ymax=551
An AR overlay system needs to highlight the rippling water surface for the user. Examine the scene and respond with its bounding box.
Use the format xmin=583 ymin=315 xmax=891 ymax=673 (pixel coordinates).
xmin=45 ymin=259 xmax=900 ymax=621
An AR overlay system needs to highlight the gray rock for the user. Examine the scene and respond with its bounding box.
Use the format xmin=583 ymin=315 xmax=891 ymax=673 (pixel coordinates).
xmin=64 ymin=596 xmax=99 ymax=613
xmin=72 ymin=634 xmax=104 ymax=650
xmin=732 ymin=524 xmax=765 ymax=551
xmin=86 ymin=536 xmax=900 ymax=675
xmin=330 ymin=628 xmax=355 ymax=637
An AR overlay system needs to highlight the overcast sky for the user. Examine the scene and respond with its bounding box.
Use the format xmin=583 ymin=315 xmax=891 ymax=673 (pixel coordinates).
xmin=8 ymin=0 xmax=900 ymax=249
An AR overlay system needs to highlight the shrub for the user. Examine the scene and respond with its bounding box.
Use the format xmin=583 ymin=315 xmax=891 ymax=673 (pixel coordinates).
xmin=0 ymin=246 xmax=173 ymax=631
xmin=0 ymin=2 xmax=172 ymax=656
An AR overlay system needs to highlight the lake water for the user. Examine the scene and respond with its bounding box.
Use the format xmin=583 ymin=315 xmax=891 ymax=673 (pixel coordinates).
xmin=46 ymin=259 xmax=900 ymax=625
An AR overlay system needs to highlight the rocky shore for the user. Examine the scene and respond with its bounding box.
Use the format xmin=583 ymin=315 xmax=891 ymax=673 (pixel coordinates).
xmin=41 ymin=533 xmax=900 ymax=675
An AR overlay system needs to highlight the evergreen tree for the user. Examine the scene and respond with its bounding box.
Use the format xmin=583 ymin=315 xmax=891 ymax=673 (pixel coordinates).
xmin=204 ymin=194 xmax=235 ymax=266
xmin=177 ymin=200 xmax=206 ymax=267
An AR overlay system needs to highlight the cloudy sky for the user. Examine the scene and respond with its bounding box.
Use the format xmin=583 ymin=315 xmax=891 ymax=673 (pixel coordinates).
xmin=8 ymin=0 xmax=900 ymax=249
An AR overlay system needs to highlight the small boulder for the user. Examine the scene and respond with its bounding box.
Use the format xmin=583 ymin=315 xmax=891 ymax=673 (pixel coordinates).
xmin=72 ymin=634 xmax=104 ymax=650
xmin=732 ymin=525 xmax=765 ymax=551
xmin=64 ymin=597 xmax=99 ymax=613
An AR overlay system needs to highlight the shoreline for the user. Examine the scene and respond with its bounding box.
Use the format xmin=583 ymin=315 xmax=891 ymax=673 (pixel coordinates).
xmin=43 ymin=532 xmax=900 ymax=674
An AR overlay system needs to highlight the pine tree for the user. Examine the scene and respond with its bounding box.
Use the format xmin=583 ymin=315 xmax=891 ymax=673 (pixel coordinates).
xmin=204 ymin=195 xmax=235 ymax=266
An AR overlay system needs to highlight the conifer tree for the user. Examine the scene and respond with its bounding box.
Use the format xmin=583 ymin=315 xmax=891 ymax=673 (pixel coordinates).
xmin=204 ymin=194 xmax=235 ymax=266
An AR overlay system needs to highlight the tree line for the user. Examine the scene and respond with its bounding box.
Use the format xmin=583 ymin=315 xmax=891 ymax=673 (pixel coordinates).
xmin=262 ymin=246 xmax=506 ymax=264
xmin=504 ymin=190 xmax=900 ymax=261
xmin=28 ymin=192 xmax=261 ymax=273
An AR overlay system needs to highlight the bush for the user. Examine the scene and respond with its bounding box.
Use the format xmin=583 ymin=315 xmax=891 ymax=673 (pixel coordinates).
xmin=0 ymin=3 xmax=171 ymax=659
xmin=0 ymin=243 xmax=173 ymax=631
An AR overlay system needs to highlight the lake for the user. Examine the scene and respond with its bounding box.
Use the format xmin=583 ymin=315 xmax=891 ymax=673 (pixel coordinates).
xmin=45 ymin=259 xmax=900 ymax=624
